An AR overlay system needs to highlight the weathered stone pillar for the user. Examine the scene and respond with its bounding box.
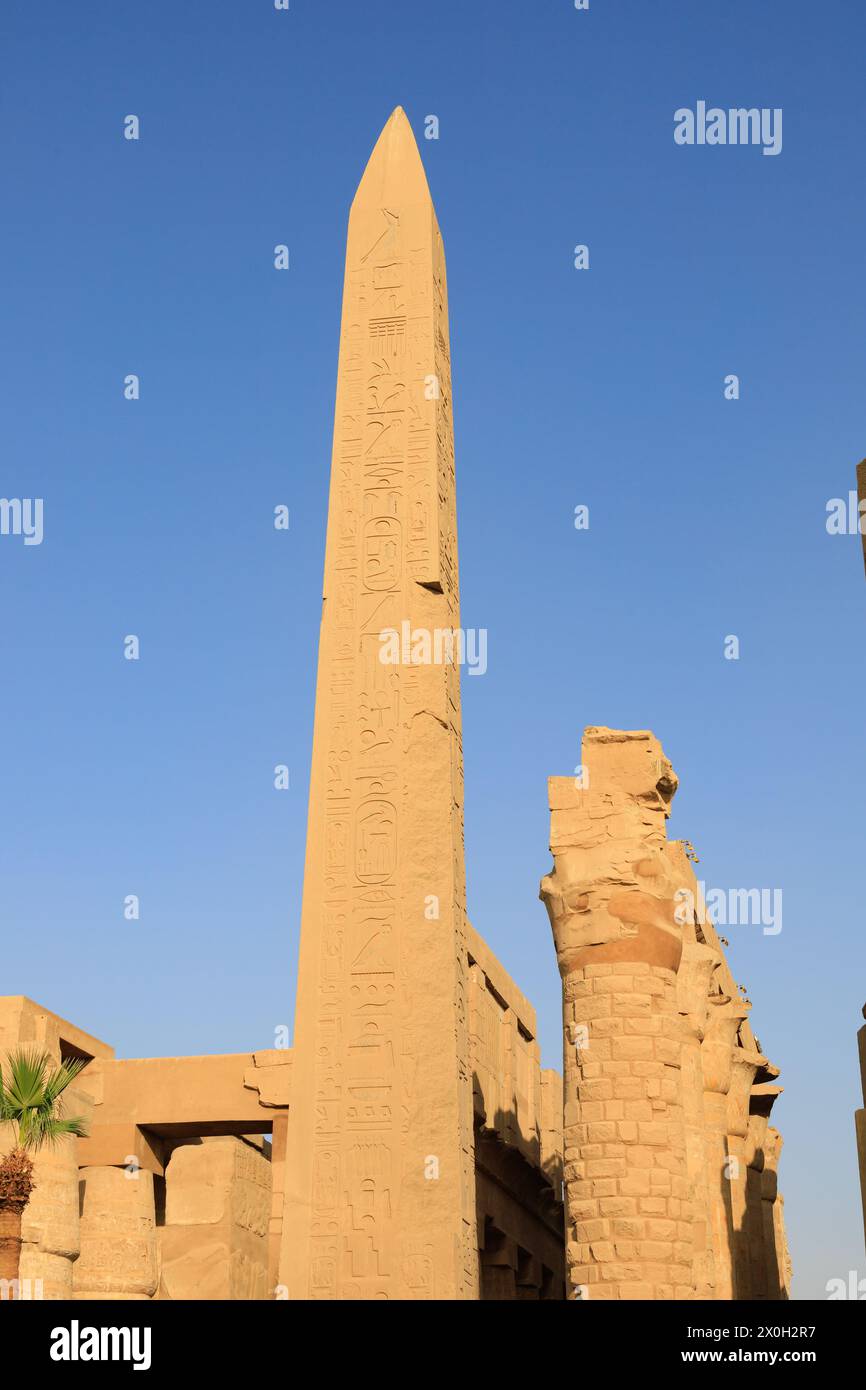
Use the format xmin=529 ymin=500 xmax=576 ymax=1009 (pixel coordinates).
xmin=675 ymin=855 xmax=792 ymax=1302
xmin=761 ymin=1128 xmax=791 ymax=1298
xmin=745 ymin=1085 xmax=782 ymax=1300
xmin=74 ymin=1166 xmax=158 ymax=1300
xmin=18 ymin=1134 xmax=81 ymax=1299
xmin=541 ymin=728 xmax=696 ymax=1300
xmin=727 ymin=1043 xmax=765 ymax=1299
xmin=698 ymin=1001 xmax=745 ymax=1300
xmin=675 ymin=939 xmax=721 ymax=1298
xmin=542 ymin=728 xmax=791 ymax=1301
xmin=158 ymin=1138 xmax=270 ymax=1300
xmin=857 ymin=1004 xmax=866 ymax=1254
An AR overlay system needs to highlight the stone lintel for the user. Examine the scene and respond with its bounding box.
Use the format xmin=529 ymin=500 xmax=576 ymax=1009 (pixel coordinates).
xmin=85 ymin=1052 xmax=289 ymax=1135
xmin=78 ymin=1123 xmax=166 ymax=1177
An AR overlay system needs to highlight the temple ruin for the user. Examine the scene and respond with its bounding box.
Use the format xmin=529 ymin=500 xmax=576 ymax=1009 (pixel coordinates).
xmin=1 ymin=110 xmax=791 ymax=1301
xmin=541 ymin=727 xmax=790 ymax=1300
xmin=2 ymin=928 xmax=563 ymax=1299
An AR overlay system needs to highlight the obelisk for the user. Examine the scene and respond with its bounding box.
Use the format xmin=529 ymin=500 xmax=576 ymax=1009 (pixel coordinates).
xmin=279 ymin=108 xmax=477 ymax=1300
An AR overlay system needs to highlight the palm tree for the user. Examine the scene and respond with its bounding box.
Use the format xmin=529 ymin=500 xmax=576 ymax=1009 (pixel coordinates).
xmin=0 ymin=1050 xmax=88 ymax=1299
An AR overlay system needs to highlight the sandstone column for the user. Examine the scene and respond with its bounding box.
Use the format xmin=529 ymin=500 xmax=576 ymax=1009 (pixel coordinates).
xmin=746 ymin=1084 xmax=783 ymax=1298
xmin=73 ymin=1166 xmax=158 ymax=1300
xmin=18 ymin=1133 xmax=81 ymax=1299
xmin=540 ymin=728 xmax=696 ymax=1300
xmin=762 ymin=1127 xmax=791 ymax=1298
xmin=280 ymin=109 xmax=476 ymax=1299
xmin=695 ymin=998 xmax=745 ymax=1299
xmin=727 ymin=1042 xmax=767 ymax=1299
xmin=675 ymin=937 xmax=721 ymax=1298
xmin=683 ymin=872 xmax=790 ymax=1301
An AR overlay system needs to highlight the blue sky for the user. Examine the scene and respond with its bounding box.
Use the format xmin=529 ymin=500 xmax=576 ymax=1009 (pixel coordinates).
xmin=2 ymin=0 xmax=865 ymax=1299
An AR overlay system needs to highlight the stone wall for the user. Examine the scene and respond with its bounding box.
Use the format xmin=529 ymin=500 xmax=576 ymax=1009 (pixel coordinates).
xmin=466 ymin=924 xmax=565 ymax=1299
xmin=17 ymin=1089 xmax=92 ymax=1300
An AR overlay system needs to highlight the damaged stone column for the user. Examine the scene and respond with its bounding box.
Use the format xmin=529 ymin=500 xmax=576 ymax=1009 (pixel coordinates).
xmin=673 ymin=930 xmax=721 ymax=1298
xmin=746 ymin=1083 xmax=783 ymax=1298
xmin=761 ymin=1126 xmax=791 ymax=1298
xmin=540 ymin=728 xmax=695 ymax=1300
xmin=74 ymin=1165 xmax=158 ymax=1300
xmin=727 ymin=1041 xmax=768 ymax=1299
xmin=158 ymin=1137 xmax=271 ymax=1300
xmin=668 ymin=844 xmax=790 ymax=1301
xmin=17 ymin=1123 xmax=83 ymax=1299
xmin=542 ymin=726 xmax=791 ymax=1302
xmin=698 ymin=1001 xmax=747 ymax=1300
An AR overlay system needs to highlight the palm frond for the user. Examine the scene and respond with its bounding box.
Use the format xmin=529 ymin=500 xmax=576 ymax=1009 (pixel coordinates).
xmin=0 ymin=1048 xmax=90 ymax=1153
xmin=41 ymin=1057 xmax=87 ymax=1108
xmin=3 ymin=1050 xmax=52 ymax=1111
xmin=24 ymin=1111 xmax=89 ymax=1151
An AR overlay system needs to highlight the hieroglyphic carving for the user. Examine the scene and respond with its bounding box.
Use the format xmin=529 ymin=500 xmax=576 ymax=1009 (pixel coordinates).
xmin=280 ymin=108 xmax=476 ymax=1300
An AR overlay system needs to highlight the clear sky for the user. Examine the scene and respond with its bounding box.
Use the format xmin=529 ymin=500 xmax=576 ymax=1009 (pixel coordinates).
xmin=2 ymin=0 xmax=864 ymax=1300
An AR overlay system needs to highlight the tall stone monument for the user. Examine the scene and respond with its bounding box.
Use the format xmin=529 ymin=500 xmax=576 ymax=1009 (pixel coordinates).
xmin=279 ymin=109 xmax=477 ymax=1299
